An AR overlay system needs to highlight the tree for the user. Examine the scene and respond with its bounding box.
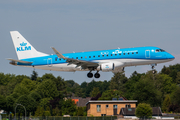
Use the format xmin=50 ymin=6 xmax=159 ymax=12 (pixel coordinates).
xmin=61 ymin=99 xmax=76 ymax=116
xmin=171 ymin=87 xmax=180 ymax=106
xmin=90 ymin=87 xmax=100 ymax=97
xmin=15 ymin=95 xmax=37 ymax=115
xmin=37 ymin=79 xmax=59 ymax=98
xmin=132 ymin=76 xmax=162 ymax=107
xmin=135 ymin=103 xmax=152 ymax=118
xmin=162 ymin=95 xmax=171 ymax=112
xmin=0 ymin=94 xmax=6 ymax=110
xmin=31 ymin=70 xmax=38 ymax=81
xmin=98 ymin=90 xmax=123 ymax=100
xmin=109 ymin=72 xmax=128 ymax=92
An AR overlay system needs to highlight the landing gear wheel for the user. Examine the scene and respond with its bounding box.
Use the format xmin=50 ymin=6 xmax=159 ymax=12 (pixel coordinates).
xmin=87 ymin=72 xmax=93 ymax=78
xmin=94 ymin=73 xmax=100 ymax=78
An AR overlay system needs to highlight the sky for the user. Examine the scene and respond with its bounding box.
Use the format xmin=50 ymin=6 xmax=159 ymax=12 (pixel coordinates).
xmin=0 ymin=0 xmax=180 ymax=84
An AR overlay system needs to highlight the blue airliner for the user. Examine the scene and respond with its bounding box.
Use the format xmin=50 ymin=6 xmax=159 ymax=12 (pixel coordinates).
xmin=8 ymin=31 xmax=175 ymax=78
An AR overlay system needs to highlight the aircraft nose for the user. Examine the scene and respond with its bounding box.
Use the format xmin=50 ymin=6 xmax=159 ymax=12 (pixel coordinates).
xmin=167 ymin=53 xmax=175 ymax=60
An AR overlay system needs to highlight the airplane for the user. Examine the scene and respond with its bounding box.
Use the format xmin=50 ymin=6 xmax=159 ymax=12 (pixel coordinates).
xmin=8 ymin=31 xmax=175 ymax=78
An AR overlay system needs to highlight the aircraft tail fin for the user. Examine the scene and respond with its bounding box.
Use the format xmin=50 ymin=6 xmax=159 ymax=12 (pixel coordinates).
xmin=10 ymin=31 xmax=48 ymax=60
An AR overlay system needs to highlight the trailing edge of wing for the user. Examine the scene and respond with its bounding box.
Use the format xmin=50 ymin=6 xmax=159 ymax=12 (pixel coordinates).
xmin=51 ymin=47 xmax=99 ymax=68
xmin=7 ymin=58 xmax=33 ymax=64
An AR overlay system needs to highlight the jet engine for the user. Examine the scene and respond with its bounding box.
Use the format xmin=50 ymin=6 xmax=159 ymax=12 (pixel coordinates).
xmin=97 ymin=63 xmax=115 ymax=72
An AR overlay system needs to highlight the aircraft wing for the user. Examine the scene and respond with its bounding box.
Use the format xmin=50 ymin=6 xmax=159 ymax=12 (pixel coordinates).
xmin=51 ymin=47 xmax=99 ymax=69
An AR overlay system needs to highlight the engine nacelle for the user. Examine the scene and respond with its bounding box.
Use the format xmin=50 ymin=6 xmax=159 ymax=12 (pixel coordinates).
xmin=97 ymin=63 xmax=115 ymax=72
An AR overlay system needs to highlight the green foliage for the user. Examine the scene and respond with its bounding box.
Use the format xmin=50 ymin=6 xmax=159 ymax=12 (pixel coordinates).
xmin=37 ymin=79 xmax=59 ymax=98
xmin=90 ymin=87 xmax=100 ymax=97
xmin=98 ymin=90 xmax=123 ymax=100
xmin=109 ymin=72 xmax=128 ymax=92
xmin=132 ymin=75 xmax=162 ymax=107
xmin=15 ymin=95 xmax=37 ymax=115
xmin=135 ymin=103 xmax=152 ymax=118
xmin=39 ymin=98 xmax=51 ymax=108
xmin=0 ymin=94 xmax=6 ymax=110
xmin=171 ymin=87 xmax=180 ymax=106
xmin=162 ymin=95 xmax=171 ymax=112
xmin=31 ymin=70 xmax=38 ymax=81
xmin=61 ymin=99 xmax=76 ymax=116
xmin=52 ymin=107 xmax=60 ymax=116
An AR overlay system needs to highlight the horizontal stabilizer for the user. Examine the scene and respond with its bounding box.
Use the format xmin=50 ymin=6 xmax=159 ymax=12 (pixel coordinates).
xmin=7 ymin=58 xmax=33 ymax=64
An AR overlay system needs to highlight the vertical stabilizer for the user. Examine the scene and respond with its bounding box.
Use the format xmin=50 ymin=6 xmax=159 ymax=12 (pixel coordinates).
xmin=10 ymin=31 xmax=48 ymax=60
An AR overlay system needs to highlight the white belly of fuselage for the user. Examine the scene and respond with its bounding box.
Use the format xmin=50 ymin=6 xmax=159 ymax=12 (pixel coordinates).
xmin=28 ymin=58 xmax=173 ymax=72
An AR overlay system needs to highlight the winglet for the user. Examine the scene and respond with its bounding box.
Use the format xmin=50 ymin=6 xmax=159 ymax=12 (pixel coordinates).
xmin=51 ymin=47 xmax=67 ymax=59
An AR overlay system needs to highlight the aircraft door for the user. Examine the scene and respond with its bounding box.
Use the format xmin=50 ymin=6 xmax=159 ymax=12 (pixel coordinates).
xmin=47 ymin=58 xmax=52 ymax=67
xmin=145 ymin=50 xmax=150 ymax=58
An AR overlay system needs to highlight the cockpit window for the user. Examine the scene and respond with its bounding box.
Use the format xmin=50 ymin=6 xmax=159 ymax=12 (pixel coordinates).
xmin=156 ymin=49 xmax=160 ymax=52
xmin=156 ymin=49 xmax=165 ymax=52
xmin=160 ymin=49 xmax=165 ymax=52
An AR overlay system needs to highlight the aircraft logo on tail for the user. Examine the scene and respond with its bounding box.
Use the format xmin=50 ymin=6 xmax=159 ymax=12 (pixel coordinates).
xmin=17 ymin=42 xmax=31 ymax=51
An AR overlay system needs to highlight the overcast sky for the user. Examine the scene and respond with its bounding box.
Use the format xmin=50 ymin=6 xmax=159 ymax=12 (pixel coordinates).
xmin=0 ymin=0 xmax=180 ymax=84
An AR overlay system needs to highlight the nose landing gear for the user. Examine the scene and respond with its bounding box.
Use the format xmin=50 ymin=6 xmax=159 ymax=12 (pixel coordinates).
xmin=151 ymin=64 xmax=157 ymax=74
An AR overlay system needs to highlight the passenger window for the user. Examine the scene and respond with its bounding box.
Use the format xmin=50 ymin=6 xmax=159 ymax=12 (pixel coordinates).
xmin=115 ymin=54 xmax=117 ymax=56
xmin=123 ymin=53 xmax=125 ymax=55
xmin=93 ymin=56 xmax=95 ymax=58
xmin=98 ymin=55 xmax=100 ymax=57
xmin=76 ymin=57 xmax=78 ymax=59
xmin=81 ymin=57 xmax=83 ymax=59
xmin=128 ymin=53 xmax=129 ymax=55
xmin=89 ymin=56 xmax=91 ymax=58
xmin=111 ymin=54 xmax=113 ymax=56
xmin=136 ymin=52 xmax=138 ymax=54
xmin=107 ymin=55 xmax=108 ymax=57
xmin=102 ymin=55 xmax=104 ymax=57
xmin=132 ymin=52 xmax=134 ymax=54
xmin=59 ymin=58 xmax=61 ymax=61
xmin=119 ymin=53 xmax=121 ymax=55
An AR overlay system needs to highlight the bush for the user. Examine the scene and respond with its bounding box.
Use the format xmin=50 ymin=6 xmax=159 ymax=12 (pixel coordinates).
xmin=135 ymin=103 xmax=152 ymax=118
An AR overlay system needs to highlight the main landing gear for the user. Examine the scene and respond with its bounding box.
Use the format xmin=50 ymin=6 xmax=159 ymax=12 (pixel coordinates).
xmin=87 ymin=71 xmax=100 ymax=78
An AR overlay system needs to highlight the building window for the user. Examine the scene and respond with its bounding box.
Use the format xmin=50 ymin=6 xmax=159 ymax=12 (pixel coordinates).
xmin=97 ymin=105 xmax=101 ymax=112
xmin=126 ymin=104 xmax=131 ymax=108
xmin=113 ymin=105 xmax=117 ymax=109
xmin=106 ymin=105 xmax=109 ymax=108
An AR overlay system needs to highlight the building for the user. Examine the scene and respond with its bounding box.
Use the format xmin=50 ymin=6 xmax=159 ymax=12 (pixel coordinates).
xmin=71 ymin=97 xmax=91 ymax=107
xmin=86 ymin=100 xmax=137 ymax=116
